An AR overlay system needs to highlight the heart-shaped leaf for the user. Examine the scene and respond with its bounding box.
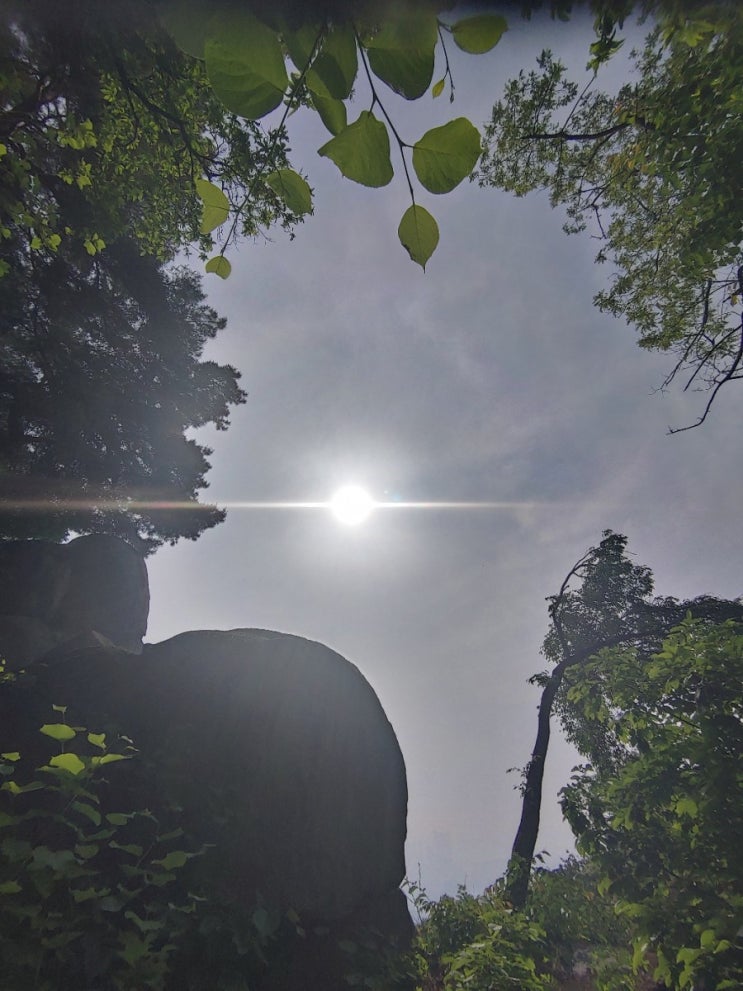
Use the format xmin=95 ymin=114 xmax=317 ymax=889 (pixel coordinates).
xmin=364 ymin=10 xmax=438 ymax=100
xmin=310 ymin=92 xmax=347 ymax=135
xmin=451 ymin=14 xmax=508 ymax=54
xmin=398 ymin=204 xmax=439 ymax=269
xmin=195 ymin=178 xmax=229 ymax=234
xmin=205 ymin=255 xmax=232 ymax=279
xmin=318 ymin=111 xmax=393 ymax=187
xmin=412 ymin=117 xmax=481 ymax=194
xmin=205 ymin=11 xmax=288 ymax=119
xmin=264 ymin=169 xmax=312 ymax=215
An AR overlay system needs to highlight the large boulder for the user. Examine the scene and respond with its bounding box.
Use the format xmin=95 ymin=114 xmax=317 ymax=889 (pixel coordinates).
xmin=0 ymin=534 xmax=149 ymax=663
xmin=0 ymin=538 xmax=411 ymax=990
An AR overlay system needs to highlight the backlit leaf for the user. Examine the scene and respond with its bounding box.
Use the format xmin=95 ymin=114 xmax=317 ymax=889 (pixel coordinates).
xmin=205 ymin=255 xmax=232 ymax=279
xmin=159 ymin=0 xmax=211 ymax=59
xmin=398 ymin=204 xmax=439 ymax=270
xmin=50 ymin=753 xmax=85 ymax=775
xmin=364 ymin=10 xmax=438 ymax=99
xmin=196 ymin=178 xmax=230 ymax=234
xmin=451 ymin=14 xmax=507 ymax=54
xmin=97 ymin=753 xmax=130 ymax=766
xmin=432 ymin=77 xmax=445 ymax=98
xmin=205 ymin=11 xmax=288 ymax=119
xmin=86 ymin=733 xmax=106 ymax=750
xmin=413 ymin=117 xmax=481 ymax=194
xmin=40 ymin=723 xmax=76 ymax=742
xmin=264 ymin=169 xmax=312 ymax=215
xmin=318 ymin=111 xmax=393 ymax=187
xmin=283 ymin=23 xmax=320 ymax=72
xmin=307 ymin=25 xmax=357 ymax=100
xmin=310 ymin=92 xmax=347 ymax=135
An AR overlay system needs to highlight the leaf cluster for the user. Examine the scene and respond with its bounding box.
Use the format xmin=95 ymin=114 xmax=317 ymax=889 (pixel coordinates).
xmin=560 ymin=619 xmax=743 ymax=989
xmin=164 ymin=2 xmax=508 ymax=271
xmin=0 ymin=705 xmax=205 ymax=990
xmin=478 ymin=9 xmax=743 ymax=425
xmin=0 ymin=235 xmax=246 ymax=551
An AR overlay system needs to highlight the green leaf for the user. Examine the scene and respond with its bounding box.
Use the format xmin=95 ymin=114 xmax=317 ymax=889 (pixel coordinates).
xmin=2 ymin=779 xmax=44 ymax=795
xmin=125 ymin=909 xmax=166 ymax=933
xmin=700 ymin=929 xmax=716 ymax=949
xmin=205 ymin=255 xmax=232 ymax=279
xmin=1 ymin=752 xmax=20 ymax=761
xmin=675 ymin=796 xmax=698 ymax=817
xmin=51 ymin=705 xmax=67 ymax=714
xmin=72 ymin=801 xmax=101 ymax=826
xmin=308 ymin=25 xmax=357 ymax=100
xmin=450 ymin=14 xmax=508 ymax=54
xmin=117 ymin=930 xmax=150 ymax=965
xmin=283 ymin=23 xmax=320 ymax=73
xmin=318 ymin=111 xmax=393 ymax=187
xmin=195 ymin=178 xmax=230 ymax=234
xmin=49 ymin=753 xmax=85 ymax=775
xmin=432 ymin=77 xmax=445 ymax=99
xmin=398 ymin=204 xmax=439 ymax=270
xmin=310 ymin=92 xmax=347 ymax=135
xmin=32 ymin=846 xmax=77 ymax=871
xmin=364 ymin=11 xmax=438 ymax=99
xmin=0 ymin=880 xmax=21 ymax=894
xmin=74 ymin=844 xmax=99 ymax=859
xmin=264 ymin=169 xmax=312 ymax=215
xmin=96 ymin=753 xmax=130 ymax=766
xmin=412 ymin=117 xmax=481 ymax=194
xmin=86 ymin=733 xmax=106 ymax=750
xmin=40 ymin=722 xmax=76 ymax=742
xmin=205 ymin=11 xmax=288 ymax=119
xmin=72 ymin=886 xmax=106 ymax=903
xmin=106 ymin=812 xmax=133 ymax=826
xmin=154 ymin=850 xmax=190 ymax=870
xmin=158 ymin=0 xmax=210 ymax=59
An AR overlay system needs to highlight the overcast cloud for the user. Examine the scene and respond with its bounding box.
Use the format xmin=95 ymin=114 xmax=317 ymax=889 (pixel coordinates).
xmin=145 ymin=13 xmax=743 ymax=897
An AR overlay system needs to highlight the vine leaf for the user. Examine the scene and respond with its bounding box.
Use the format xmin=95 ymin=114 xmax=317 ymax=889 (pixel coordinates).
xmin=451 ymin=14 xmax=508 ymax=54
xmin=40 ymin=723 xmax=76 ymax=741
xmin=364 ymin=10 xmax=438 ymax=99
xmin=205 ymin=255 xmax=232 ymax=278
xmin=49 ymin=753 xmax=86 ymax=775
xmin=195 ymin=178 xmax=230 ymax=234
xmin=398 ymin=204 xmax=439 ymax=270
xmin=205 ymin=11 xmax=288 ymax=119
xmin=264 ymin=169 xmax=313 ymax=215
xmin=318 ymin=111 xmax=393 ymax=187
xmin=432 ymin=77 xmax=445 ymax=98
xmin=307 ymin=25 xmax=357 ymax=100
xmin=310 ymin=92 xmax=347 ymax=135
xmin=412 ymin=117 xmax=481 ymax=193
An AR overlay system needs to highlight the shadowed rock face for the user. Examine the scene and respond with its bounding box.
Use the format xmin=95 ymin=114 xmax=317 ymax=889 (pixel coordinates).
xmin=0 ymin=534 xmax=149 ymax=661
xmin=0 ymin=538 xmax=411 ymax=989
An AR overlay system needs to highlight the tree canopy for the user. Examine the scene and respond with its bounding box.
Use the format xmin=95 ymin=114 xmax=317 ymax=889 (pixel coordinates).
xmin=478 ymin=11 xmax=743 ymax=427
xmin=506 ymin=531 xmax=743 ymax=909
xmin=561 ymin=618 xmax=743 ymax=989
xmin=0 ymin=234 xmax=245 ymax=552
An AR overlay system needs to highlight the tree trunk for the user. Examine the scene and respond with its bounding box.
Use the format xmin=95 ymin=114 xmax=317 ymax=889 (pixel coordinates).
xmin=505 ymin=640 xmax=613 ymax=909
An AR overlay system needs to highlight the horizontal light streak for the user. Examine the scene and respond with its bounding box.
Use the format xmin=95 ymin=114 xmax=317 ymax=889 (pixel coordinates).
xmin=1 ymin=498 xmax=548 ymax=512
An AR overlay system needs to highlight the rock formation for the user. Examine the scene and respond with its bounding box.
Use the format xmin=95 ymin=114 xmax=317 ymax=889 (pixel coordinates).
xmin=0 ymin=536 xmax=411 ymax=990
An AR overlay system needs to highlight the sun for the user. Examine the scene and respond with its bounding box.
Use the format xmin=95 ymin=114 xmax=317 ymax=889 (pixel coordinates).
xmin=330 ymin=485 xmax=375 ymax=526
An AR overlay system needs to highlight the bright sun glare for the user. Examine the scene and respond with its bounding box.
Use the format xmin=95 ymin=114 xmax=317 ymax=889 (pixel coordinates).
xmin=330 ymin=485 xmax=375 ymax=526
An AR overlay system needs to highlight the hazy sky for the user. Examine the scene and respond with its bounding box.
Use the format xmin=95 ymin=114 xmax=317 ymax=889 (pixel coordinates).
xmin=146 ymin=12 xmax=743 ymax=897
